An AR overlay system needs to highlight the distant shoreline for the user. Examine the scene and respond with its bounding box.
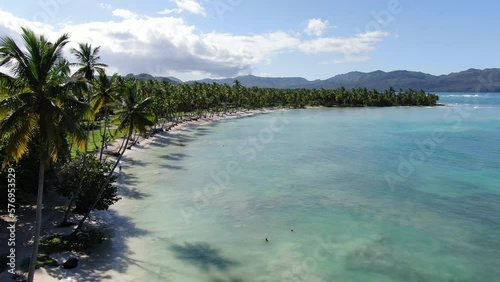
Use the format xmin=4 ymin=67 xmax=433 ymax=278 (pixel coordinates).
xmin=128 ymin=69 xmax=500 ymax=93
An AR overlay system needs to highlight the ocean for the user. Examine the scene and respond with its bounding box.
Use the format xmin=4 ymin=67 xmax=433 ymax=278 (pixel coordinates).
xmin=114 ymin=92 xmax=500 ymax=282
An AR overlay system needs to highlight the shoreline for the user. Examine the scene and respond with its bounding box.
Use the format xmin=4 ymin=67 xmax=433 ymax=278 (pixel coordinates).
xmin=1 ymin=104 xmax=446 ymax=282
xmin=106 ymin=108 xmax=284 ymax=156
xmin=7 ymin=108 xmax=282 ymax=282
xmin=0 ymin=102 xmax=482 ymax=281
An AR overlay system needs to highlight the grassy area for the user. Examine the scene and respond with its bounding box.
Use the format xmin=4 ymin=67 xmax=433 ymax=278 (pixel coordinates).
xmin=70 ymin=120 xmax=127 ymax=157
xmin=86 ymin=127 xmax=126 ymax=152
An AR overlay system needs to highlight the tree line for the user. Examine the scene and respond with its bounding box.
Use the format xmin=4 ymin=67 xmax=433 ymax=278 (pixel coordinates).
xmin=0 ymin=28 xmax=439 ymax=281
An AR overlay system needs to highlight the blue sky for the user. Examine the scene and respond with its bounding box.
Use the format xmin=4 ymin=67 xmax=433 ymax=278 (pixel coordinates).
xmin=1 ymin=0 xmax=499 ymax=81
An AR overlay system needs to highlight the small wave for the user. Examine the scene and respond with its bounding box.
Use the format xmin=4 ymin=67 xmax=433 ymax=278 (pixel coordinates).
xmin=443 ymin=104 xmax=498 ymax=109
xmin=473 ymin=106 xmax=497 ymax=109
xmin=441 ymin=94 xmax=483 ymax=97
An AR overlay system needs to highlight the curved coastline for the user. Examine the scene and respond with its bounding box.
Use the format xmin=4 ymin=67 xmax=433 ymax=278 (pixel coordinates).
xmin=18 ymin=98 xmax=500 ymax=281
xmin=31 ymin=108 xmax=283 ymax=282
xmin=31 ymin=104 xmax=442 ymax=282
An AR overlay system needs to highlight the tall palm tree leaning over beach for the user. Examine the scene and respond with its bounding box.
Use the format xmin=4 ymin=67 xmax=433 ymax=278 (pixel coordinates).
xmin=74 ymin=80 xmax=155 ymax=233
xmin=0 ymin=28 xmax=88 ymax=282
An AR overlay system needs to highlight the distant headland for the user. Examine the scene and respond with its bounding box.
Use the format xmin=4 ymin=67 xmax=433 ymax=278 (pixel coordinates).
xmin=126 ymin=68 xmax=500 ymax=92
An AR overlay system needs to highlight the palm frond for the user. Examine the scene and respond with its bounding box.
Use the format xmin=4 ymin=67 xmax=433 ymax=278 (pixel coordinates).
xmin=0 ymin=104 xmax=36 ymax=162
xmin=59 ymin=93 xmax=93 ymax=120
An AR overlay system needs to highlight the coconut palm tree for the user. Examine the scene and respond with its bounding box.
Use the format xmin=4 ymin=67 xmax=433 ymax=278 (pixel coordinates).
xmin=74 ymin=80 xmax=154 ymax=233
xmin=70 ymin=43 xmax=107 ymax=146
xmin=70 ymin=43 xmax=107 ymax=153
xmin=70 ymin=43 xmax=107 ymax=81
xmin=0 ymin=28 xmax=88 ymax=282
xmin=92 ymin=69 xmax=116 ymax=161
xmin=59 ymin=44 xmax=108 ymax=225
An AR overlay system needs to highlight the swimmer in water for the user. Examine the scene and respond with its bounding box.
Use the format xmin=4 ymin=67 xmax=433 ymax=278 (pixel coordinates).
xmin=265 ymin=238 xmax=269 ymax=243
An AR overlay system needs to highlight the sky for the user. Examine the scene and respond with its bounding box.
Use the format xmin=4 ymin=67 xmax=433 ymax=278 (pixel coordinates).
xmin=1 ymin=0 xmax=499 ymax=81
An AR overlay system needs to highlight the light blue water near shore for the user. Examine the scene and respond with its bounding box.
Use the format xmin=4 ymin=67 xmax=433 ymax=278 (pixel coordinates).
xmin=121 ymin=93 xmax=500 ymax=282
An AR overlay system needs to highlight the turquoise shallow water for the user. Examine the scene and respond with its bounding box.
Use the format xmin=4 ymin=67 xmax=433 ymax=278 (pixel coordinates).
xmin=121 ymin=93 xmax=500 ymax=282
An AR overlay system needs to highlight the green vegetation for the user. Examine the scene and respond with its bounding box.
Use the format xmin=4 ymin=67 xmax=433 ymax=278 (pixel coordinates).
xmin=71 ymin=125 xmax=124 ymax=156
xmin=0 ymin=28 xmax=88 ymax=282
xmin=56 ymin=153 xmax=120 ymax=214
xmin=39 ymin=230 xmax=106 ymax=254
xmin=20 ymin=254 xmax=58 ymax=271
xmin=0 ymin=26 xmax=439 ymax=281
xmin=34 ymin=255 xmax=59 ymax=268
xmin=186 ymin=69 xmax=500 ymax=92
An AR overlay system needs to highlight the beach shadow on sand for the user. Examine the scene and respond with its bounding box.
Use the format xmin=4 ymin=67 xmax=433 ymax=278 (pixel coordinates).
xmin=119 ymin=184 xmax=149 ymax=200
xmin=117 ymin=172 xmax=140 ymax=186
xmin=42 ymin=209 xmax=169 ymax=282
xmin=146 ymin=131 xmax=196 ymax=149
xmin=169 ymin=242 xmax=238 ymax=272
xmin=160 ymin=164 xmax=186 ymax=171
xmin=161 ymin=153 xmax=189 ymax=162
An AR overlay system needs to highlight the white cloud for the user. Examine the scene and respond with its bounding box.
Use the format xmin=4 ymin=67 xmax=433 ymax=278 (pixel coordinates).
xmin=176 ymin=0 xmax=206 ymax=16
xmin=203 ymin=31 xmax=300 ymax=65
xmin=300 ymin=31 xmax=389 ymax=55
xmin=0 ymin=9 xmax=55 ymax=39
xmin=0 ymin=9 xmax=388 ymax=78
xmin=305 ymin=18 xmax=330 ymax=36
xmin=112 ymin=9 xmax=138 ymax=20
xmin=321 ymin=55 xmax=370 ymax=65
xmin=159 ymin=0 xmax=206 ymax=16
xmin=99 ymin=3 xmax=112 ymax=10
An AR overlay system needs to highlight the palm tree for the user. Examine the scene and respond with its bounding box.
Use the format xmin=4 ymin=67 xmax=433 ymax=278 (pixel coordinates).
xmin=92 ymin=69 xmax=116 ymax=161
xmin=70 ymin=43 xmax=107 ymax=81
xmin=70 ymin=43 xmax=107 ymax=147
xmin=59 ymin=44 xmax=107 ymax=225
xmin=0 ymin=28 xmax=88 ymax=282
xmin=74 ymin=80 xmax=154 ymax=233
xmin=70 ymin=43 xmax=107 ymax=154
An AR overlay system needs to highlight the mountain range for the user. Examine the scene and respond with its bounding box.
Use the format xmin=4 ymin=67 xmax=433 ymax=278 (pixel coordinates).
xmin=126 ymin=68 xmax=500 ymax=92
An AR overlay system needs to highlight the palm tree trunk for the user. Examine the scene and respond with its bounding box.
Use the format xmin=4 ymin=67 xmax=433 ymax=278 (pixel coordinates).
xmin=73 ymin=123 xmax=133 ymax=234
xmin=61 ymin=118 xmax=92 ymax=225
xmin=91 ymin=124 xmax=99 ymax=150
xmin=27 ymin=160 xmax=45 ymax=282
xmin=99 ymin=107 xmax=109 ymax=161
xmin=133 ymin=131 xmax=140 ymax=144
xmin=61 ymin=141 xmax=88 ymax=225
xmin=61 ymin=154 xmax=86 ymax=225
